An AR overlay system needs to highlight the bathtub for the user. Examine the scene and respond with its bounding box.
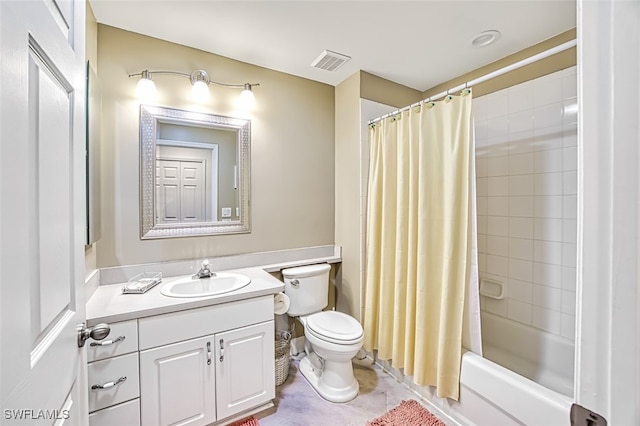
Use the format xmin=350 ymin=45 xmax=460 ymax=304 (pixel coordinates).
xmin=451 ymin=352 xmax=573 ymax=425
xmin=375 ymin=313 xmax=575 ymax=425
xmin=378 ymin=352 xmax=573 ymax=426
xmin=480 ymin=311 xmax=574 ymax=397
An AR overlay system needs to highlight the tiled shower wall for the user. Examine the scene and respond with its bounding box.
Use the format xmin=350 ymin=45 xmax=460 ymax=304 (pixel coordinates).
xmin=474 ymin=66 xmax=578 ymax=341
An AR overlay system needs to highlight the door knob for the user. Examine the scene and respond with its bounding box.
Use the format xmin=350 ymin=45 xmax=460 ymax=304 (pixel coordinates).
xmin=77 ymin=322 xmax=111 ymax=348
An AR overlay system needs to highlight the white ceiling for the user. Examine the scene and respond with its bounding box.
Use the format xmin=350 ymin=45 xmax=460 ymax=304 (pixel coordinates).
xmin=89 ymin=0 xmax=576 ymax=92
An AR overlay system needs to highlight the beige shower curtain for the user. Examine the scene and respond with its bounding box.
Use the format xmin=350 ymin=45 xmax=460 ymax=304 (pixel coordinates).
xmin=363 ymin=92 xmax=477 ymax=401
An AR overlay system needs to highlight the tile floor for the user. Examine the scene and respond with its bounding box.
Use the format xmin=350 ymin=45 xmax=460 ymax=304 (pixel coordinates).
xmin=258 ymin=358 xmax=437 ymax=426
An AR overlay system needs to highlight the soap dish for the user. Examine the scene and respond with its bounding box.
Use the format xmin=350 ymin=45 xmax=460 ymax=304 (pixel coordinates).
xmin=122 ymin=272 xmax=162 ymax=294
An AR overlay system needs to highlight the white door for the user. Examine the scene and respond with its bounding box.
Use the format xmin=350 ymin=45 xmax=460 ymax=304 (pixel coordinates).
xmin=0 ymin=0 xmax=87 ymax=424
xmin=179 ymin=161 xmax=206 ymax=222
xmin=156 ymin=159 xmax=206 ymax=223
xmin=139 ymin=335 xmax=216 ymax=426
xmin=156 ymin=160 xmax=180 ymax=223
xmin=215 ymin=322 xmax=275 ymax=421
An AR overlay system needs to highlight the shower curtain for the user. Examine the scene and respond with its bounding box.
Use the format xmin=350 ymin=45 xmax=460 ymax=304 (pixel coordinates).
xmin=363 ymin=92 xmax=481 ymax=401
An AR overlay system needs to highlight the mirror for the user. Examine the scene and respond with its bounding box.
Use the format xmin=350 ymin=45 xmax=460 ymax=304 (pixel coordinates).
xmin=139 ymin=105 xmax=250 ymax=239
xmin=86 ymin=61 xmax=102 ymax=244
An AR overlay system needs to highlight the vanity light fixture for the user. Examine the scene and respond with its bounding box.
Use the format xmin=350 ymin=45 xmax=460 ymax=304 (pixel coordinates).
xmin=135 ymin=70 xmax=157 ymax=100
xmin=190 ymin=70 xmax=210 ymax=102
xmin=239 ymin=83 xmax=256 ymax=110
xmin=128 ymin=69 xmax=260 ymax=108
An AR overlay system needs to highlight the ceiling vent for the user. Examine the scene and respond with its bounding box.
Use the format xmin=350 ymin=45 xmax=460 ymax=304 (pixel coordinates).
xmin=311 ymin=50 xmax=351 ymax=72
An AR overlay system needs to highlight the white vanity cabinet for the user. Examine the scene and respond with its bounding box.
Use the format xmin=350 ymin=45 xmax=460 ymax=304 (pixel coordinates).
xmin=137 ymin=295 xmax=275 ymax=426
xmin=87 ymin=319 xmax=140 ymax=426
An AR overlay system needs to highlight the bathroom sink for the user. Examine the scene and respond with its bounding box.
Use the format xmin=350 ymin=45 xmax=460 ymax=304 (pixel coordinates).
xmin=161 ymin=273 xmax=251 ymax=298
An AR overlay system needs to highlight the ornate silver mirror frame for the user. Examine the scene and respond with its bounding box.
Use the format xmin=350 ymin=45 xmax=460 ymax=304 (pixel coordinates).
xmin=139 ymin=105 xmax=250 ymax=239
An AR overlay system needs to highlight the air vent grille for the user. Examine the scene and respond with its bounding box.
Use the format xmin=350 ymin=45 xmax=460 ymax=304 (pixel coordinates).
xmin=311 ymin=50 xmax=351 ymax=72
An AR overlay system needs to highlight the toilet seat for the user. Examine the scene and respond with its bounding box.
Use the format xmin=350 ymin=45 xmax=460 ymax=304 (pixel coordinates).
xmin=305 ymin=311 xmax=363 ymax=345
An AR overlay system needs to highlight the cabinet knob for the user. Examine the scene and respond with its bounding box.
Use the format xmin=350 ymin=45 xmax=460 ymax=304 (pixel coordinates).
xmin=77 ymin=322 xmax=111 ymax=348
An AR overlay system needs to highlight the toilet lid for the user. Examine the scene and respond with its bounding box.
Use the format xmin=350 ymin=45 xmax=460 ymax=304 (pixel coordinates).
xmin=306 ymin=311 xmax=363 ymax=344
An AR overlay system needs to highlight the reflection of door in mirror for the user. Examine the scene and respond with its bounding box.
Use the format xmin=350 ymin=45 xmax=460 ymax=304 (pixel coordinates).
xmin=155 ymin=144 xmax=218 ymax=223
xmin=157 ymin=123 xmax=238 ymax=223
xmin=156 ymin=158 xmax=206 ymax=223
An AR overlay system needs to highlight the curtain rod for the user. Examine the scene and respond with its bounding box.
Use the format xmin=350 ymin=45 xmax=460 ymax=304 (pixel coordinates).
xmin=368 ymin=39 xmax=577 ymax=125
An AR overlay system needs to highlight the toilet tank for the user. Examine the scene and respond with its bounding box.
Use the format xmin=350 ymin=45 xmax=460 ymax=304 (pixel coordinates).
xmin=282 ymin=263 xmax=331 ymax=316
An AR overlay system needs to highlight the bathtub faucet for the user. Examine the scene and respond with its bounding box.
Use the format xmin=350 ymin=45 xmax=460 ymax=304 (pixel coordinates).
xmin=193 ymin=259 xmax=216 ymax=279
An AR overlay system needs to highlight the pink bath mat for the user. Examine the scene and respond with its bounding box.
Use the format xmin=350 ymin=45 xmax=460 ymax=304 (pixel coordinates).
xmin=366 ymin=399 xmax=446 ymax=426
xmin=228 ymin=416 xmax=259 ymax=426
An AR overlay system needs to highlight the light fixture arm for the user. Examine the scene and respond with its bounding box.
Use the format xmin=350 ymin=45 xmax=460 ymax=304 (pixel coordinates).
xmin=128 ymin=69 xmax=259 ymax=88
xmin=128 ymin=70 xmax=191 ymax=79
xmin=209 ymin=81 xmax=261 ymax=89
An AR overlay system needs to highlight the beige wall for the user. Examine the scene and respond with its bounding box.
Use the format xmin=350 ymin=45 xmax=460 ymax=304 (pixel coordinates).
xmin=86 ymin=4 xmax=98 ymax=66
xmin=96 ymin=25 xmax=335 ymax=267
xmin=334 ymin=72 xmax=362 ymax=318
xmin=360 ymin=71 xmax=422 ymax=108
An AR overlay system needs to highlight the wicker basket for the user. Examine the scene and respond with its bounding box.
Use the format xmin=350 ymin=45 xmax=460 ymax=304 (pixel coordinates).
xmin=274 ymin=339 xmax=290 ymax=386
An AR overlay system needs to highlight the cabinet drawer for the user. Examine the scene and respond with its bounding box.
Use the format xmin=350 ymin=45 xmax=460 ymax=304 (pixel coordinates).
xmin=88 ymin=319 xmax=138 ymax=362
xmin=89 ymin=398 xmax=140 ymax=426
xmin=88 ymin=352 xmax=140 ymax=412
xmin=138 ymin=295 xmax=273 ymax=350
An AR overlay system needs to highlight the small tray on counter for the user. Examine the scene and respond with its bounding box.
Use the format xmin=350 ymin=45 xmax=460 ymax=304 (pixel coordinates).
xmin=122 ymin=272 xmax=162 ymax=294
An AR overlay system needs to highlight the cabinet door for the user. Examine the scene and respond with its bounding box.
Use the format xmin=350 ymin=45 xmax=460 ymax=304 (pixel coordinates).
xmin=215 ymin=321 xmax=275 ymax=421
xmin=140 ymin=335 xmax=215 ymax=426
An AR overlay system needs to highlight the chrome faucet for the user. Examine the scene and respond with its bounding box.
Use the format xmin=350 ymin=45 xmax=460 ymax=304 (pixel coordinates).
xmin=193 ymin=259 xmax=216 ymax=279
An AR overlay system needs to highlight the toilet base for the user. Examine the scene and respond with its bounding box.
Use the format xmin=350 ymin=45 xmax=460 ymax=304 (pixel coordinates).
xmin=299 ymin=355 xmax=359 ymax=403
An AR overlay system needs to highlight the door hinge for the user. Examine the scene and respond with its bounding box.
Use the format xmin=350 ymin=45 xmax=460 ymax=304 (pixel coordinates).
xmin=570 ymin=403 xmax=607 ymax=426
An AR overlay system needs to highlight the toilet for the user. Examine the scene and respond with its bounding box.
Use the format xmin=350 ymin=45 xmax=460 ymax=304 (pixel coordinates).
xmin=282 ymin=263 xmax=364 ymax=403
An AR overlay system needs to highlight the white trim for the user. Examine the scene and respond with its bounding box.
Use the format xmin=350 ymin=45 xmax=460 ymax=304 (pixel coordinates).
xmin=576 ymin=0 xmax=640 ymax=423
xmin=156 ymin=139 xmax=214 ymax=150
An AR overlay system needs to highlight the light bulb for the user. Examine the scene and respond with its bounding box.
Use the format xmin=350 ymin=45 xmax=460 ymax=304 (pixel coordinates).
xmin=136 ymin=77 xmax=157 ymax=101
xmin=191 ymin=80 xmax=209 ymax=102
xmin=239 ymin=84 xmax=255 ymax=110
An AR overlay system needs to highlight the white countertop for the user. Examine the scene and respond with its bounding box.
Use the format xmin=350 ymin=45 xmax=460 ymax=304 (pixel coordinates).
xmin=86 ymin=266 xmax=285 ymax=326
